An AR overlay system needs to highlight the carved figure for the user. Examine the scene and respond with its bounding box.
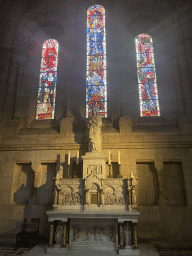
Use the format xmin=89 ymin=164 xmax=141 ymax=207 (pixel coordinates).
xmin=87 ymin=104 xmax=102 ymax=152
xmin=54 ymin=188 xmax=58 ymax=204
xmin=55 ymin=221 xmax=62 ymax=246
xmin=109 ymin=225 xmax=116 ymax=242
xmin=73 ymin=226 xmax=80 ymax=241
xmin=94 ymin=227 xmax=100 ymax=241
xmin=118 ymin=196 xmax=125 ymax=205
xmin=132 ymin=189 xmax=137 ymax=205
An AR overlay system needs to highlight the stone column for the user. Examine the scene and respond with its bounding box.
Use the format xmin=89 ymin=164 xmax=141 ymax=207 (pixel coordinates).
xmin=49 ymin=222 xmax=54 ymax=246
xmin=62 ymin=222 xmax=67 ymax=247
xmin=155 ymin=162 xmax=166 ymax=206
xmin=101 ymin=190 xmax=104 ymax=205
xmin=98 ymin=190 xmax=100 ymax=205
xmin=84 ymin=189 xmax=89 ymax=204
xmin=132 ymin=223 xmax=138 ymax=249
xmin=119 ymin=223 xmax=124 ymax=249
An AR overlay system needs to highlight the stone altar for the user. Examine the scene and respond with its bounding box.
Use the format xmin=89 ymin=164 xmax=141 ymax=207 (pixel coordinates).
xmin=46 ymin=107 xmax=140 ymax=255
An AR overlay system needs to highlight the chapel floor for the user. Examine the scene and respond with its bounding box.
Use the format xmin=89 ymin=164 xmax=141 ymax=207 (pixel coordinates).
xmin=1 ymin=243 xmax=192 ymax=256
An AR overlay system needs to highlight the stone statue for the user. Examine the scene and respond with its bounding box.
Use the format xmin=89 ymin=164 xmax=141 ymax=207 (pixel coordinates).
xmin=54 ymin=187 xmax=58 ymax=205
xmin=55 ymin=221 xmax=62 ymax=246
xmin=132 ymin=189 xmax=137 ymax=206
xmin=87 ymin=104 xmax=102 ymax=153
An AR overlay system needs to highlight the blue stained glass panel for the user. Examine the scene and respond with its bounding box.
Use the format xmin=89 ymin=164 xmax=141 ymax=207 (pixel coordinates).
xmin=86 ymin=5 xmax=107 ymax=118
xmin=135 ymin=34 xmax=160 ymax=117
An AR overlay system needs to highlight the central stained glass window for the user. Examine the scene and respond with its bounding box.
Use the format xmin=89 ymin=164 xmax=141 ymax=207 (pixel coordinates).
xmin=86 ymin=5 xmax=107 ymax=118
xmin=135 ymin=34 xmax=160 ymax=117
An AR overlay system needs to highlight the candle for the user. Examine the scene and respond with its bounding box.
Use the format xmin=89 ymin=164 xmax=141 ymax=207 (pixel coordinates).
xmin=118 ymin=151 xmax=121 ymax=165
xmin=76 ymin=150 xmax=79 ymax=165
xmin=109 ymin=151 xmax=111 ymax=165
xmin=68 ymin=151 xmax=70 ymax=165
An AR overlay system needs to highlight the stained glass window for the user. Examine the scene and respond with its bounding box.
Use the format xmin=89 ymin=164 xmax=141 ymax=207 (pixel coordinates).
xmin=135 ymin=34 xmax=160 ymax=117
xmin=86 ymin=5 xmax=107 ymax=118
xmin=36 ymin=39 xmax=59 ymax=120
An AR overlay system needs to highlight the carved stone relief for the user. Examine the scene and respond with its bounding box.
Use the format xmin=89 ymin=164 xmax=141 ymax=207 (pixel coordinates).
xmin=62 ymin=193 xmax=80 ymax=205
xmin=72 ymin=225 xmax=114 ymax=243
xmin=109 ymin=226 xmax=116 ymax=243
xmin=87 ymin=165 xmax=102 ymax=176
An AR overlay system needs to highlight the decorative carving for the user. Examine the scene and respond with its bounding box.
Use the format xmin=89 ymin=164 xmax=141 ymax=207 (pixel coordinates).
xmin=87 ymin=165 xmax=102 ymax=175
xmin=73 ymin=225 xmax=80 ymax=241
xmin=94 ymin=226 xmax=100 ymax=241
xmin=55 ymin=221 xmax=63 ymax=246
xmin=118 ymin=196 xmax=125 ymax=205
xmin=103 ymin=179 xmax=123 ymax=185
xmin=61 ymin=179 xmax=80 ymax=185
xmin=62 ymin=193 xmax=80 ymax=205
xmin=109 ymin=225 xmax=116 ymax=242
xmin=87 ymin=104 xmax=102 ymax=153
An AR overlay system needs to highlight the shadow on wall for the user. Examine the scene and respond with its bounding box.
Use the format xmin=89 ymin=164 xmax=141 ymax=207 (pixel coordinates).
xmin=0 ymin=163 xmax=58 ymax=245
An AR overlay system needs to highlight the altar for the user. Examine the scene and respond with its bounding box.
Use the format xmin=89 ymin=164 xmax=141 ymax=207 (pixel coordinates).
xmin=46 ymin=106 xmax=140 ymax=255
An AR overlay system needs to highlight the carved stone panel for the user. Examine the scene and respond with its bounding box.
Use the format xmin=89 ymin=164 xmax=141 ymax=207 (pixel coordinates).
xmin=69 ymin=219 xmax=118 ymax=249
xmin=87 ymin=165 xmax=102 ymax=176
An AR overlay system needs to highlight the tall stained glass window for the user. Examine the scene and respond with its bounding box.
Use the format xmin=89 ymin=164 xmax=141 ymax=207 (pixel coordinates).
xmin=135 ymin=34 xmax=160 ymax=117
xmin=36 ymin=39 xmax=59 ymax=120
xmin=86 ymin=5 xmax=107 ymax=118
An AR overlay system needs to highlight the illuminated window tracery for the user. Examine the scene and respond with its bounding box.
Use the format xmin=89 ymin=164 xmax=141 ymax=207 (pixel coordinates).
xmin=86 ymin=5 xmax=107 ymax=117
xmin=36 ymin=39 xmax=59 ymax=120
xmin=135 ymin=34 xmax=160 ymax=117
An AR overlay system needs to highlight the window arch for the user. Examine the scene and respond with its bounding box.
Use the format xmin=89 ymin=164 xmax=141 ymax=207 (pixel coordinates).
xmin=135 ymin=34 xmax=160 ymax=117
xmin=86 ymin=5 xmax=107 ymax=117
xmin=36 ymin=39 xmax=59 ymax=120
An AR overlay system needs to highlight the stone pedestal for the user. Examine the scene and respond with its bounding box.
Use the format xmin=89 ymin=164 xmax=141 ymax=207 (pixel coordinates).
xmin=82 ymin=152 xmax=107 ymax=179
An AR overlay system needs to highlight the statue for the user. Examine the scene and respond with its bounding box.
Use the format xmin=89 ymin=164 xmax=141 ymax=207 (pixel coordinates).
xmin=55 ymin=221 xmax=62 ymax=246
xmin=54 ymin=187 xmax=58 ymax=205
xmin=87 ymin=104 xmax=102 ymax=153
xmin=132 ymin=189 xmax=137 ymax=206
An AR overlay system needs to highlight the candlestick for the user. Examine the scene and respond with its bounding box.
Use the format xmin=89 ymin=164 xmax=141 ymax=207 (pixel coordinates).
xmin=76 ymin=150 xmax=79 ymax=165
xmin=68 ymin=151 xmax=70 ymax=165
xmin=108 ymin=151 xmax=111 ymax=165
xmin=118 ymin=151 xmax=121 ymax=165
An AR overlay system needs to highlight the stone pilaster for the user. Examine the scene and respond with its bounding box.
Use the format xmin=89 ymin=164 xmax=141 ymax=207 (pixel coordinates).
xmin=84 ymin=188 xmax=89 ymax=204
xmin=155 ymin=161 xmax=166 ymax=206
